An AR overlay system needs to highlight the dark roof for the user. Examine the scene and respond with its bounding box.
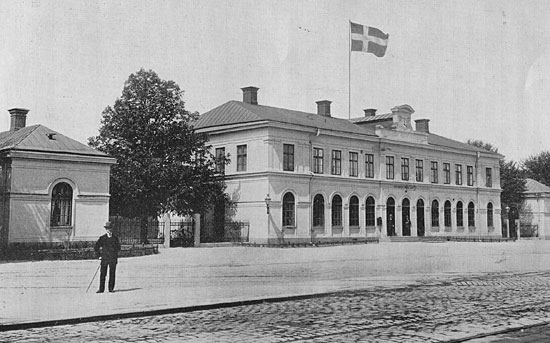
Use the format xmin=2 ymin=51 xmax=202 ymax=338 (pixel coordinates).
xmin=350 ymin=112 xmax=393 ymax=124
xmin=195 ymin=100 xmax=500 ymax=157
xmin=426 ymin=133 xmax=501 ymax=156
xmin=194 ymin=101 xmax=377 ymax=136
xmin=525 ymin=178 xmax=550 ymax=193
xmin=0 ymin=125 xmax=108 ymax=157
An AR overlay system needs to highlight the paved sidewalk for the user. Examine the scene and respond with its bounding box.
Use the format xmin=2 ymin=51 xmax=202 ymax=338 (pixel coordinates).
xmin=1 ymin=240 xmax=550 ymax=331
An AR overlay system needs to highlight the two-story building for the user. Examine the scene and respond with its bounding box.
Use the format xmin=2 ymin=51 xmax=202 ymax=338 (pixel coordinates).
xmin=194 ymin=87 xmax=502 ymax=245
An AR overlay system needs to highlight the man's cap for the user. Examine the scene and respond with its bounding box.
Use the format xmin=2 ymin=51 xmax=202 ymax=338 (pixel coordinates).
xmin=104 ymin=222 xmax=112 ymax=229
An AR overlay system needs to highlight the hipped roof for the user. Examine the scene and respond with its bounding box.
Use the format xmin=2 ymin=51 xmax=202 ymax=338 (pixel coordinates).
xmin=0 ymin=124 xmax=109 ymax=157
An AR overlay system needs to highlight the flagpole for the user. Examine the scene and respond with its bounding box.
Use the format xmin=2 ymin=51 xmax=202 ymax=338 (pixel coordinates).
xmin=348 ymin=20 xmax=351 ymax=120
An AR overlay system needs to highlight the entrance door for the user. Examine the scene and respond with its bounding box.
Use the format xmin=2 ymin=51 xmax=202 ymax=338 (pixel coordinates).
xmin=386 ymin=197 xmax=395 ymax=236
xmin=402 ymin=198 xmax=411 ymax=236
xmin=416 ymin=199 xmax=425 ymax=237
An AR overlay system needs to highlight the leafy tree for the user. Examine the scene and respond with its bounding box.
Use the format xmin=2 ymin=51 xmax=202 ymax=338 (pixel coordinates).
xmin=466 ymin=139 xmax=526 ymax=209
xmin=89 ymin=69 xmax=227 ymax=232
xmin=523 ymin=151 xmax=550 ymax=187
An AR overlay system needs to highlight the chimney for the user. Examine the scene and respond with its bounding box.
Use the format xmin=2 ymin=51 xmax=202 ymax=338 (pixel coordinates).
xmin=316 ymin=100 xmax=332 ymax=117
xmin=8 ymin=108 xmax=29 ymax=131
xmin=241 ymin=86 xmax=259 ymax=105
xmin=363 ymin=108 xmax=377 ymax=117
xmin=415 ymin=119 xmax=430 ymax=133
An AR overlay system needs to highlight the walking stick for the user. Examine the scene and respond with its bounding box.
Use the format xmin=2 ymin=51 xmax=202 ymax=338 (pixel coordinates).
xmin=86 ymin=263 xmax=101 ymax=293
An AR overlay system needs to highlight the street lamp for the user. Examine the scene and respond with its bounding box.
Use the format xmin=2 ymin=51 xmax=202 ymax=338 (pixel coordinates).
xmin=505 ymin=206 xmax=510 ymax=238
xmin=265 ymin=194 xmax=271 ymax=215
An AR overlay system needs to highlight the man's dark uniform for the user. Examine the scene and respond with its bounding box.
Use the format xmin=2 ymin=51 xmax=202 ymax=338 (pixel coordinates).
xmin=94 ymin=229 xmax=121 ymax=293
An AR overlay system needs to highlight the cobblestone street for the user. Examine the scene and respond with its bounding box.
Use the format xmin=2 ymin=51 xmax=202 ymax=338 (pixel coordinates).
xmin=4 ymin=270 xmax=550 ymax=342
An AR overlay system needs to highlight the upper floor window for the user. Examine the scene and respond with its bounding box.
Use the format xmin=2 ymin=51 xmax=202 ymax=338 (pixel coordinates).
xmin=215 ymin=147 xmax=225 ymax=174
xmin=282 ymin=192 xmax=295 ymax=227
xmin=365 ymin=154 xmax=374 ymax=178
xmin=331 ymin=150 xmax=342 ymax=175
xmin=431 ymin=200 xmax=439 ymax=227
xmin=443 ymin=163 xmax=451 ymax=184
xmin=430 ymin=161 xmax=438 ymax=183
xmin=455 ymin=164 xmax=463 ymax=185
xmin=401 ymin=158 xmax=409 ymax=181
xmin=349 ymin=152 xmax=358 ymax=177
xmin=416 ymin=159 xmax=423 ymax=182
xmin=283 ymin=144 xmax=295 ymax=171
xmin=51 ymin=182 xmax=73 ymax=227
xmin=313 ymin=148 xmax=324 ymax=174
xmin=486 ymin=168 xmax=492 ymax=187
xmin=332 ymin=195 xmax=343 ymax=227
xmin=349 ymin=196 xmax=359 ymax=226
xmin=467 ymin=166 xmax=474 ymax=186
xmin=386 ymin=156 xmax=395 ymax=180
xmin=237 ymin=145 xmax=247 ymax=171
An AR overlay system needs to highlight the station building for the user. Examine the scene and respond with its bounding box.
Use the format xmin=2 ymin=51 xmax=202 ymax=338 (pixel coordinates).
xmin=194 ymin=87 xmax=503 ymax=245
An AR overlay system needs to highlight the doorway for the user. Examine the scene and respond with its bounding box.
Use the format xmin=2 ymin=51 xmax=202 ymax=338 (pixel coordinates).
xmin=386 ymin=197 xmax=395 ymax=236
xmin=416 ymin=199 xmax=425 ymax=237
xmin=402 ymin=198 xmax=411 ymax=236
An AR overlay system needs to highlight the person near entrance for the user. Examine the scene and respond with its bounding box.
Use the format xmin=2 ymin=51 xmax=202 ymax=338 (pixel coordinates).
xmin=94 ymin=222 xmax=121 ymax=293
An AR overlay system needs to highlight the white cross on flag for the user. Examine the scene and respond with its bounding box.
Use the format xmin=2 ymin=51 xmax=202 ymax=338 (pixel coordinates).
xmin=350 ymin=22 xmax=389 ymax=57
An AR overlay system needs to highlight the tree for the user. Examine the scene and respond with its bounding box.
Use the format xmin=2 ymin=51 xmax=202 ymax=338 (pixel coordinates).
xmin=466 ymin=139 xmax=526 ymax=209
xmin=89 ymin=69 xmax=227 ymax=230
xmin=523 ymin=151 xmax=550 ymax=187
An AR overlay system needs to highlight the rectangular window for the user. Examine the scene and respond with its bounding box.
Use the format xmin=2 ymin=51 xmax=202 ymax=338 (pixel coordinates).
xmin=467 ymin=166 xmax=474 ymax=186
xmin=331 ymin=150 xmax=342 ymax=175
xmin=401 ymin=158 xmax=409 ymax=181
xmin=283 ymin=144 xmax=294 ymax=171
xmin=386 ymin=156 xmax=395 ymax=179
xmin=443 ymin=163 xmax=451 ymax=184
xmin=349 ymin=152 xmax=358 ymax=177
xmin=455 ymin=164 xmax=463 ymax=185
xmin=365 ymin=154 xmax=374 ymax=178
xmin=313 ymin=148 xmax=324 ymax=174
xmin=430 ymin=161 xmax=438 ymax=183
xmin=215 ymin=147 xmax=225 ymax=174
xmin=237 ymin=145 xmax=247 ymax=171
xmin=486 ymin=168 xmax=492 ymax=187
xmin=416 ymin=159 xmax=423 ymax=182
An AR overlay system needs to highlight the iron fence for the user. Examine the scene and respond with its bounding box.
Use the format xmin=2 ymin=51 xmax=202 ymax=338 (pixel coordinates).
xmin=109 ymin=217 xmax=165 ymax=245
xmin=170 ymin=219 xmax=194 ymax=247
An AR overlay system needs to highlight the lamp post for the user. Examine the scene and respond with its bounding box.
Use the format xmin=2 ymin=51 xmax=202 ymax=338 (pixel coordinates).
xmin=265 ymin=194 xmax=271 ymax=245
xmin=505 ymin=206 xmax=510 ymax=239
xmin=264 ymin=194 xmax=271 ymax=214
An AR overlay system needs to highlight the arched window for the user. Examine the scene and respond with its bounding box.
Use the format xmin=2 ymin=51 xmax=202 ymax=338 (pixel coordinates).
xmin=51 ymin=182 xmax=73 ymax=227
xmin=366 ymin=196 xmax=375 ymax=227
xmin=487 ymin=202 xmax=494 ymax=228
xmin=282 ymin=192 xmax=295 ymax=227
xmin=402 ymin=198 xmax=411 ymax=236
xmin=349 ymin=196 xmax=359 ymax=227
xmin=456 ymin=201 xmax=464 ymax=227
xmin=313 ymin=194 xmax=324 ymax=227
xmin=332 ymin=195 xmax=343 ymax=227
xmin=468 ymin=202 xmax=475 ymax=227
xmin=431 ymin=200 xmax=439 ymax=228
xmin=444 ymin=200 xmax=452 ymax=228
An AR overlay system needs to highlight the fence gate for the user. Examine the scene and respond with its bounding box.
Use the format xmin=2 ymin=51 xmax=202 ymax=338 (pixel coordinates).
xmin=170 ymin=220 xmax=194 ymax=247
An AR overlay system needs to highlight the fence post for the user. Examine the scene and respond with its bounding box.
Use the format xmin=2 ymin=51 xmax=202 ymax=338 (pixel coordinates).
xmin=163 ymin=213 xmax=171 ymax=248
xmin=193 ymin=213 xmax=201 ymax=247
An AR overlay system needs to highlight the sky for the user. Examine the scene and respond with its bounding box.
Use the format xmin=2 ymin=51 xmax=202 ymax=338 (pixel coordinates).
xmin=1 ymin=0 xmax=549 ymax=162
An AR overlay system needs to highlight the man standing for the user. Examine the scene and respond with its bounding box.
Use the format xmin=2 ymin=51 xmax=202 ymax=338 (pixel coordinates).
xmin=94 ymin=222 xmax=121 ymax=293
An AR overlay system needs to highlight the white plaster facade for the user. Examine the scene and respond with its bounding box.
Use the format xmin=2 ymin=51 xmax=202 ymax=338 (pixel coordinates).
xmin=0 ymin=109 xmax=115 ymax=245
xmin=195 ymin=88 xmax=503 ymax=245
xmin=523 ymin=178 xmax=550 ymax=239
